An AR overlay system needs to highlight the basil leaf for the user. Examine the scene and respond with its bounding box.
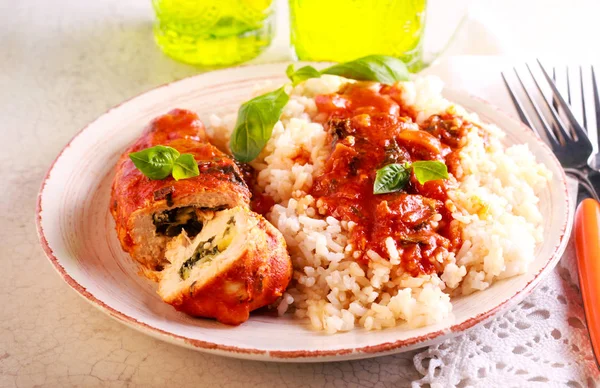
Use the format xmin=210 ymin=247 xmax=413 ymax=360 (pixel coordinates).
xmin=172 ymin=153 xmax=199 ymax=181
xmin=229 ymin=86 xmax=290 ymax=163
xmin=322 ymin=55 xmax=410 ymax=84
xmin=412 ymin=160 xmax=449 ymax=185
xmin=129 ymin=145 xmax=180 ymax=180
xmin=286 ymin=64 xmax=322 ymax=86
xmin=373 ymin=163 xmax=411 ymax=194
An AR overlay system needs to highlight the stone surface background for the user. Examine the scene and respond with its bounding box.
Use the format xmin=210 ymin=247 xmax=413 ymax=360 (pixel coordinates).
xmin=2 ymin=0 xmax=599 ymax=386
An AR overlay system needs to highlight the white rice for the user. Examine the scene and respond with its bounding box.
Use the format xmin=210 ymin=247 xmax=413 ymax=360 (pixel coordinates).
xmin=207 ymin=75 xmax=551 ymax=333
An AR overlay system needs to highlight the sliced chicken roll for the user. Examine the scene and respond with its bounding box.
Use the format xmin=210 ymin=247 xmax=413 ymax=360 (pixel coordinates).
xmin=157 ymin=206 xmax=292 ymax=325
xmin=110 ymin=109 xmax=250 ymax=275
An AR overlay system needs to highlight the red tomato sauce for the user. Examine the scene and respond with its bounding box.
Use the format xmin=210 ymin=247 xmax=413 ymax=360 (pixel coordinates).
xmin=310 ymin=82 xmax=470 ymax=276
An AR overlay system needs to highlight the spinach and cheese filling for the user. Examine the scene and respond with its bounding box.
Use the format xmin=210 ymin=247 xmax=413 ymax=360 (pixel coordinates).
xmin=157 ymin=206 xmax=291 ymax=325
xmin=179 ymin=217 xmax=236 ymax=280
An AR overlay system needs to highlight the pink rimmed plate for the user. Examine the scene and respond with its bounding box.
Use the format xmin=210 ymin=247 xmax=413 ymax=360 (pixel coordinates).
xmin=35 ymin=63 xmax=572 ymax=362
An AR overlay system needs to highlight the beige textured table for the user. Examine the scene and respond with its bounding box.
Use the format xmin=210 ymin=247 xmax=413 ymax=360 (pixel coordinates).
xmin=0 ymin=1 xmax=422 ymax=386
xmin=3 ymin=0 xmax=600 ymax=387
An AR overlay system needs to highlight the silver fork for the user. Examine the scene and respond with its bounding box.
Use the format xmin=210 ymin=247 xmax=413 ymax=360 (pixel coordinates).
xmin=503 ymin=62 xmax=600 ymax=367
xmin=501 ymin=60 xmax=600 ymax=201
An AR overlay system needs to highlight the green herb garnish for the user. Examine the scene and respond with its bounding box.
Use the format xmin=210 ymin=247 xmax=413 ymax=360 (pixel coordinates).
xmin=229 ymin=86 xmax=289 ymax=163
xmin=373 ymin=161 xmax=448 ymax=194
xmin=286 ymin=55 xmax=410 ymax=86
xmin=321 ymin=55 xmax=410 ymax=84
xmin=373 ymin=163 xmax=412 ymax=194
xmin=129 ymin=145 xmax=180 ymax=180
xmin=412 ymin=160 xmax=449 ymax=185
xmin=129 ymin=145 xmax=199 ymax=181
xmin=231 ymin=55 xmax=410 ymax=163
xmin=286 ymin=65 xmax=322 ymax=86
xmin=172 ymin=153 xmax=200 ymax=181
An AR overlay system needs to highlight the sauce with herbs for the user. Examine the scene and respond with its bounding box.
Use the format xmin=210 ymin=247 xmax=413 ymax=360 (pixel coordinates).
xmin=310 ymin=83 xmax=469 ymax=276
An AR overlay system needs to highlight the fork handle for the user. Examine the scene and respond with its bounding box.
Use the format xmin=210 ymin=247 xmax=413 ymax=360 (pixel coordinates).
xmin=575 ymin=198 xmax=600 ymax=365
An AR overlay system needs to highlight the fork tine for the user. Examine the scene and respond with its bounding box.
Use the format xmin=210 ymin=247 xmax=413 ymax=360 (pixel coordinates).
xmin=512 ymin=67 xmax=561 ymax=148
xmin=592 ymin=65 xmax=600 ymax=148
xmin=526 ymin=63 xmax=572 ymax=142
xmin=536 ymin=59 xmax=589 ymax=141
xmin=580 ymin=66 xmax=588 ymax=130
xmin=567 ymin=67 xmax=572 ymax=105
xmin=501 ymin=72 xmax=537 ymax=135
xmin=552 ymin=68 xmax=559 ymax=112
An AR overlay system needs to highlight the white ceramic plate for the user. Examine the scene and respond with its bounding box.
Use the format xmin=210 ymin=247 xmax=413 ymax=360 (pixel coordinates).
xmin=36 ymin=63 xmax=572 ymax=362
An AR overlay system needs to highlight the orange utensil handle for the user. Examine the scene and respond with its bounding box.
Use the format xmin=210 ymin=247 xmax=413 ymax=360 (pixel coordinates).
xmin=575 ymin=198 xmax=600 ymax=366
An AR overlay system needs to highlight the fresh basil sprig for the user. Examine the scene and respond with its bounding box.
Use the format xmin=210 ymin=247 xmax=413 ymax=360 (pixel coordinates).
xmin=373 ymin=160 xmax=448 ymax=194
xmin=172 ymin=153 xmax=200 ymax=181
xmin=129 ymin=145 xmax=199 ymax=181
xmin=229 ymin=86 xmax=289 ymax=163
xmin=374 ymin=163 xmax=412 ymax=194
xmin=231 ymin=55 xmax=410 ymax=163
xmin=129 ymin=145 xmax=180 ymax=180
xmin=286 ymin=65 xmax=321 ymax=86
xmin=286 ymin=55 xmax=410 ymax=86
xmin=322 ymin=55 xmax=410 ymax=84
xmin=412 ymin=160 xmax=449 ymax=185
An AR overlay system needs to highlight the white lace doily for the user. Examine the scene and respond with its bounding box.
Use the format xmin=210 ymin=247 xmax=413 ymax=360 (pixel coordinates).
xmin=412 ymin=235 xmax=600 ymax=387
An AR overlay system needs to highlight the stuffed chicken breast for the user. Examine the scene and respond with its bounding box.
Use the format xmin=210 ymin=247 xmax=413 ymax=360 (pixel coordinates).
xmin=157 ymin=207 xmax=292 ymax=325
xmin=111 ymin=108 xmax=292 ymax=325
xmin=110 ymin=109 xmax=250 ymax=274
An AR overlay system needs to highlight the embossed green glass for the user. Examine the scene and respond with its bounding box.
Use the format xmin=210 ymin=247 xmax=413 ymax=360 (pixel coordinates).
xmin=153 ymin=0 xmax=275 ymax=67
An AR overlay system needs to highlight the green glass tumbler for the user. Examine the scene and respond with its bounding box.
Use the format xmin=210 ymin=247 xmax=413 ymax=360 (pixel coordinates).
xmin=289 ymin=0 xmax=427 ymax=72
xmin=153 ymin=0 xmax=275 ymax=67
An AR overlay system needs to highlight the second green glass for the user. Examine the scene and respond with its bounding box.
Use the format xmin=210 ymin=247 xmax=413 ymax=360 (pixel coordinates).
xmin=289 ymin=0 xmax=427 ymax=72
